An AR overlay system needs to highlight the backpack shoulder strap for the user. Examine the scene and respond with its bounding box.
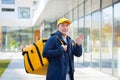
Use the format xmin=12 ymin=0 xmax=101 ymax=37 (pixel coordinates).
xmin=54 ymin=35 xmax=66 ymax=45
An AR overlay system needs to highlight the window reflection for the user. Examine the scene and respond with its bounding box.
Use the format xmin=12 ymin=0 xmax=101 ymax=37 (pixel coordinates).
xmin=72 ymin=7 xmax=78 ymax=40
xmin=79 ymin=18 xmax=84 ymax=63
xmin=68 ymin=11 xmax=73 ymax=38
xmin=42 ymin=22 xmax=53 ymax=38
xmin=84 ymin=15 xmax=91 ymax=66
xmin=114 ymin=2 xmax=120 ymax=77
xmin=0 ymin=27 xmax=2 ymax=51
xmin=18 ymin=7 xmax=30 ymax=18
xmin=2 ymin=0 xmax=15 ymax=4
xmin=2 ymin=26 xmax=33 ymax=51
xmin=101 ymin=6 xmax=112 ymax=74
xmin=91 ymin=11 xmax=100 ymax=70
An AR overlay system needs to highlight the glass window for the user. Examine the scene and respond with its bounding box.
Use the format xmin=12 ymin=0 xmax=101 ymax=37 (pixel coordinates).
xmin=68 ymin=11 xmax=72 ymax=21
xmin=91 ymin=11 xmax=100 ymax=70
xmin=42 ymin=23 xmax=52 ymax=38
xmin=64 ymin=13 xmax=69 ymax=19
xmin=20 ymin=27 xmax=33 ymax=50
xmin=2 ymin=8 xmax=14 ymax=12
xmin=2 ymin=26 xmax=20 ymax=51
xmin=18 ymin=7 xmax=30 ymax=19
xmin=102 ymin=0 xmax=112 ymax=8
xmin=72 ymin=7 xmax=78 ymax=40
xmin=68 ymin=11 xmax=73 ymax=38
xmin=0 ymin=26 xmax=2 ymax=51
xmin=114 ymin=2 xmax=120 ymax=77
xmin=101 ymin=6 xmax=113 ymax=75
xmin=79 ymin=18 xmax=84 ymax=31
xmin=92 ymin=0 xmax=100 ymax=12
xmin=42 ymin=28 xmax=48 ymax=38
xmin=2 ymin=0 xmax=15 ymax=4
xmin=51 ymin=21 xmax=57 ymax=33
xmin=84 ymin=15 xmax=91 ymax=66
xmin=2 ymin=26 xmax=33 ymax=51
xmin=73 ymin=7 xmax=78 ymax=21
xmin=78 ymin=18 xmax=84 ymax=63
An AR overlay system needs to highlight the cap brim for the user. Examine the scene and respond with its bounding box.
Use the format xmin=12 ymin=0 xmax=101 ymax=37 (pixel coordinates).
xmin=64 ymin=20 xmax=71 ymax=25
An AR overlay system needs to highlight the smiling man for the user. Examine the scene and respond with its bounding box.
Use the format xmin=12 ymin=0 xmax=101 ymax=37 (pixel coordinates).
xmin=43 ymin=18 xmax=83 ymax=80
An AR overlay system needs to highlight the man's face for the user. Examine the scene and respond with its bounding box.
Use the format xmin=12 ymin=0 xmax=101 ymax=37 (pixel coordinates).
xmin=58 ymin=22 xmax=70 ymax=36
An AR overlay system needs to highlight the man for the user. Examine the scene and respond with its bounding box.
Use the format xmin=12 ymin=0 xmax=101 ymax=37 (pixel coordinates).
xmin=43 ymin=18 xmax=83 ymax=80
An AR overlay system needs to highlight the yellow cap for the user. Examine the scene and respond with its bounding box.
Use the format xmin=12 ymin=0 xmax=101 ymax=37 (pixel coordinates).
xmin=57 ymin=18 xmax=72 ymax=25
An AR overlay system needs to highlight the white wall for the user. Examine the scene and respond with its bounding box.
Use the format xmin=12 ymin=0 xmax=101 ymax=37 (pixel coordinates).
xmin=0 ymin=0 xmax=33 ymax=27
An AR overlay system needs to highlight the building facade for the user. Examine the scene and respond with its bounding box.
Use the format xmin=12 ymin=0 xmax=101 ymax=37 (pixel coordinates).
xmin=0 ymin=0 xmax=120 ymax=78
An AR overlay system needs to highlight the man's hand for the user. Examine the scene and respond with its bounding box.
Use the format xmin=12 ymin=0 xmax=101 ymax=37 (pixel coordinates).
xmin=75 ymin=33 xmax=84 ymax=46
xmin=61 ymin=45 xmax=67 ymax=51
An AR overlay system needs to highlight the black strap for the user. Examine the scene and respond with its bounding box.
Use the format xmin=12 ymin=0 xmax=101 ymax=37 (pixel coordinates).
xmin=55 ymin=35 xmax=66 ymax=45
xmin=26 ymin=52 xmax=34 ymax=71
xmin=33 ymin=43 xmax=44 ymax=66
xmin=22 ymin=51 xmax=27 ymax=55
xmin=22 ymin=48 xmax=34 ymax=71
xmin=42 ymin=39 xmax=47 ymax=42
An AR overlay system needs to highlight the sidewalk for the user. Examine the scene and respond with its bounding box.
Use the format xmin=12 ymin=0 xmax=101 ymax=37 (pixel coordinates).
xmin=0 ymin=52 xmax=119 ymax=80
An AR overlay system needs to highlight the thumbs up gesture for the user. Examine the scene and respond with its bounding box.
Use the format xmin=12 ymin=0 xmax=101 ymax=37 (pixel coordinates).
xmin=75 ymin=33 xmax=84 ymax=46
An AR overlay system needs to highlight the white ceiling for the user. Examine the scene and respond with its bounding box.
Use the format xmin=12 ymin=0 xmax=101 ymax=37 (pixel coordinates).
xmin=34 ymin=0 xmax=80 ymax=26
xmin=0 ymin=0 xmax=84 ymax=27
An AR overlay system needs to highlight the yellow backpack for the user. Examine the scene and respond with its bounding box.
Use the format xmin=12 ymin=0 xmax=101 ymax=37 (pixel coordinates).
xmin=22 ymin=36 xmax=74 ymax=75
xmin=22 ymin=38 xmax=48 ymax=75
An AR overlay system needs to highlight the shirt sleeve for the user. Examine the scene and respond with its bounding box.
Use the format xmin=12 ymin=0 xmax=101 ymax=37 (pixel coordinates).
xmin=72 ymin=41 xmax=82 ymax=57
